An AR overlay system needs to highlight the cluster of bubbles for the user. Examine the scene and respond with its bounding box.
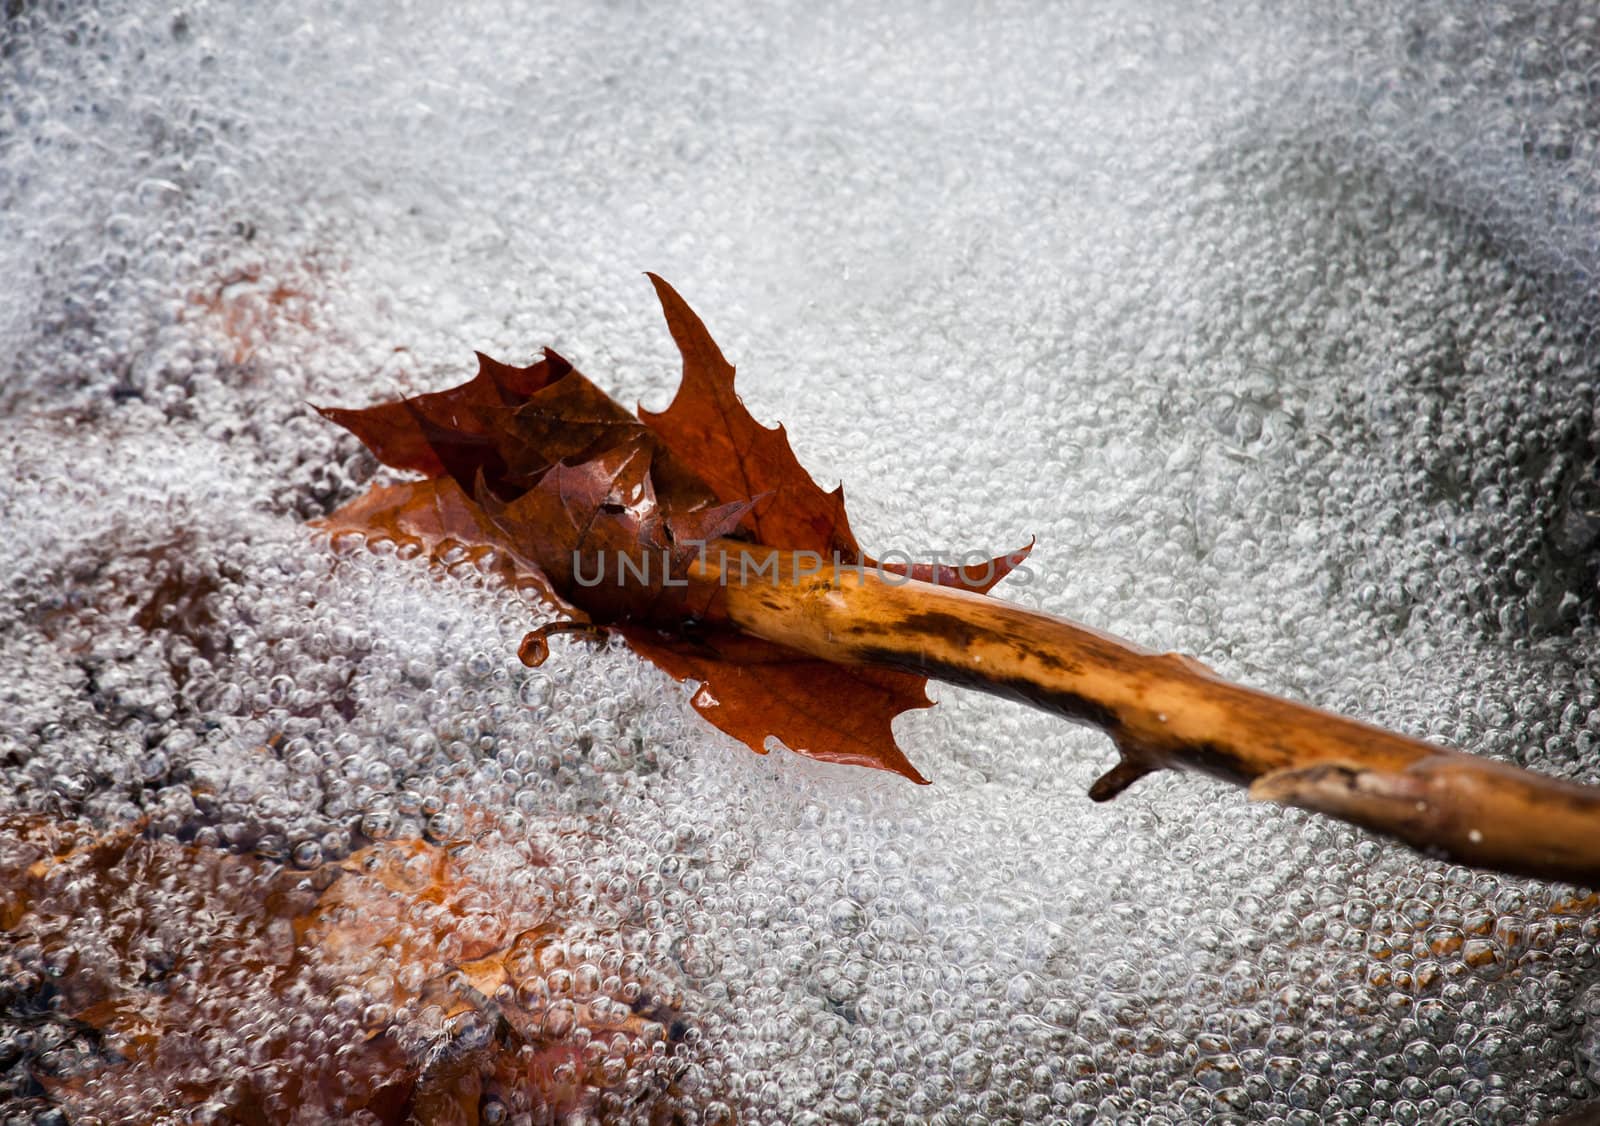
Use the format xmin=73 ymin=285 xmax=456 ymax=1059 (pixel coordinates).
xmin=4 ymin=0 xmax=1600 ymax=1122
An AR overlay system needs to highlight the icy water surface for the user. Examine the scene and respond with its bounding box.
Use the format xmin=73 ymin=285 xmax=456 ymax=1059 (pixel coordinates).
xmin=4 ymin=1 xmax=1600 ymax=1122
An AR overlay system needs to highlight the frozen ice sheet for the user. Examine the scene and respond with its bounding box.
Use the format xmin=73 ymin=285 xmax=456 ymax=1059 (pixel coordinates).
xmin=3 ymin=0 xmax=1600 ymax=1122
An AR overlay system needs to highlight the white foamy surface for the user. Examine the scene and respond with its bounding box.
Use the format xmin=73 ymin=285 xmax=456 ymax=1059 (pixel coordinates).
xmin=3 ymin=1 xmax=1600 ymax=1122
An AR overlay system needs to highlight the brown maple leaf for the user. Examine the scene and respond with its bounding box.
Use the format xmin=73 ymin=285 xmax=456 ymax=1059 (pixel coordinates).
xmin=317 ymin=276 xmax=1027 ymax=783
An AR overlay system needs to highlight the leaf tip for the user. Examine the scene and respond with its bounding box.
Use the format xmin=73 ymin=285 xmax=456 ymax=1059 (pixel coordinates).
xmin=642 ymin=270 xmax=676 ymax=304
xmin=642 ymin=273 xmax=722 ymax=360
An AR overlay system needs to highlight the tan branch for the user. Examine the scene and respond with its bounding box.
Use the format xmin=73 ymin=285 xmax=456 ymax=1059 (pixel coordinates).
xmin=688 ymin=541 xmax=1600 ymax=886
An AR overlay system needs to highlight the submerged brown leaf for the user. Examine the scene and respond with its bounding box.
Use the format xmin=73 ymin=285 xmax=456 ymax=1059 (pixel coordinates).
xmin=1 ymin=813 xmax=695 ymax=1124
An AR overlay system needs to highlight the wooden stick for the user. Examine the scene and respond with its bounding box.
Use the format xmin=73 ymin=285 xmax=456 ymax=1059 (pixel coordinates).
xmin=686 ymin=540 xmax=1600 ymax=886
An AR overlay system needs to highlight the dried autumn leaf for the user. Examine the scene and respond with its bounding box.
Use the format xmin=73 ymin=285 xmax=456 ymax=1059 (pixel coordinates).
xmin=317 ymin=277 xmax=1027 ymax=783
